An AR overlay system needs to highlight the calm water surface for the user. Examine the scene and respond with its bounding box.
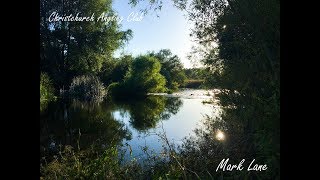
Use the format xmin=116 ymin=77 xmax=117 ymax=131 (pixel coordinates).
xmin=40 ymin=89 xmax=221 ymax=162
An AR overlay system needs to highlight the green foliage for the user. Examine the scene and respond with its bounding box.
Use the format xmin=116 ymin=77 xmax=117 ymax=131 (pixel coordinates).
xmin=129 ymin=55 xmax=166 ymax=93
xmin=97 ymin=59 xmax=117 ymax=86
xmin=69 ymin=74 xmax=106 ymax=101
xmin=41 ymin=145 xmax=129 ymax=179
xmin=40 ymin=0 xmax=132 ymax=89
xmin=111 ymin=55 xmax=133 ymax=83
xmin=99 ymin=55 xmax=133 ymax=86
xmin=183 ymin=68 xmax=212 ymax=88
xmin=40 ymin=72 xmax=56 ymax=111
xmin=109 ymin=55 xmax=166 ymax=97
xmin=182 ymin=80 xmax=204 ymax=89
xmin=184 ymin=68 xmax=207 ymax=80
xmin=149 ymin=49 xmax=186 ymax=91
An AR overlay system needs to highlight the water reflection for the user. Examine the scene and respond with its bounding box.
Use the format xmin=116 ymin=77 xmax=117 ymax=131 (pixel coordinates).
xmin=40 ymin=95 xmax=184 ymax=161
xmin=40 ymin=88 xmax=279 ymax=179
xmin=177 ymin=95 xmax=279 ymax=179
xmin=112 ymin=96 xmax=183 ymax=131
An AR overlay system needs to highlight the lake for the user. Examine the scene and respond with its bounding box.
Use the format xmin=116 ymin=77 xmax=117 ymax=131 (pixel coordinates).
xmin=40 ymin=89 xmax=221 ymax=163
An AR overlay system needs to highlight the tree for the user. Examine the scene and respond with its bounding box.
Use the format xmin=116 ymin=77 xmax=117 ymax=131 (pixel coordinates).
xmin=184 ymin=68 xmax=208 ymax=80
xmin=149 ymin=49 xmax=186 ymax=90
xmin=40 ymin=0 xmax=132 ymax=90
xmin=109 ymin=55 xmax=166 ymax=97
xmin=99 ymin=55 xmax=133 ymax=86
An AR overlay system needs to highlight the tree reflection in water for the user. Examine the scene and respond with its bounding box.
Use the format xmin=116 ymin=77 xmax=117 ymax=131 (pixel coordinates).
xmin=40 ymin=98 xmax=129 ymax=163
xmin=40 ymin=92 xmax=280 ymax=179
xmin=112 ymin=95 xmax=183 ymax=131
xmin=40 ymin=95 xmax=183 ymax=163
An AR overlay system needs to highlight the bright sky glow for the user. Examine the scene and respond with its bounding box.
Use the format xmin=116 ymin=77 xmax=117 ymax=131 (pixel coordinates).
xmin=112 ymin=0 xmax=195 ymax=68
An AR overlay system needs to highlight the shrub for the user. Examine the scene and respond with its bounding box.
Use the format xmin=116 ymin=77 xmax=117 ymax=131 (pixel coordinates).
xmin=69 ymin=74 xmax=106 ymax=101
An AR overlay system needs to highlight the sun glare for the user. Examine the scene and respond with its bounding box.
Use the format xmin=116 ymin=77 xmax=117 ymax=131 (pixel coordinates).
xmin=215 ymin=130 xmax=225 ymax=141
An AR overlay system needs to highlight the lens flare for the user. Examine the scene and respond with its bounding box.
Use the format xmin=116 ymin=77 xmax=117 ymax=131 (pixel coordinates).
xmin=215 ymin=130 xmax=225 ymax=141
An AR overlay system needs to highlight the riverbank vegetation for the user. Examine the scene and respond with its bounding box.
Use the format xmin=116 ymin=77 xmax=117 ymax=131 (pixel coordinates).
xmin=40 ymin=0 xmax=279 ymax=179
xmin=108 ymin=55 xmax=167 ymax=98
xmin=40 ymin=0 xmax=189 ymax=101
xmin=69 ymin=74 xmax=107 ymax=102
xmin=40 ymin=72 xmax=56 ymax=111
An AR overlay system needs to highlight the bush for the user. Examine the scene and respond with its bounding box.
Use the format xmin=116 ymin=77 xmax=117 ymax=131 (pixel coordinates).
xmin=109 ymin=56 xmax=166 ymax=98
xmin=69 ymin=74 xmax=106 ymax=101
xmin=40 ymin=72 xmax=55 ymax=103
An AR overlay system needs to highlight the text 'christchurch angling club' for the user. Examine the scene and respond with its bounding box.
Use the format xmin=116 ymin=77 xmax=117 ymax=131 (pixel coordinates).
xmin=48 ymin=12 xmax=144 ymax=23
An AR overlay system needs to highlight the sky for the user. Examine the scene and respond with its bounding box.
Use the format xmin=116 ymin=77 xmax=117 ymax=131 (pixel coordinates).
xmin=112 ymin=0 xmax=195 ymax=68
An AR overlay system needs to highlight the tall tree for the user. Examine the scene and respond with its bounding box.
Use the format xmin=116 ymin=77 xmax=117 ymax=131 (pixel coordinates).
xmin=149 ymin=49 xmax=186 ymax=90
xmin=40 ymin=0 xmax=132 ymax=89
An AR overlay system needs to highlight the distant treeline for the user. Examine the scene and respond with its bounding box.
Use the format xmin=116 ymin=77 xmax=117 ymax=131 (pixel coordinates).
xmin=182 ymin=68 xmax=208 ymax=88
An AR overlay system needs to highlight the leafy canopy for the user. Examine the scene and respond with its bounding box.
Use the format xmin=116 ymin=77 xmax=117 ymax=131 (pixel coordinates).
xmin=109 ymin=55 xmax=167 ymax=97
xmin=40 ymin=0 xmax=132 ymax=88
